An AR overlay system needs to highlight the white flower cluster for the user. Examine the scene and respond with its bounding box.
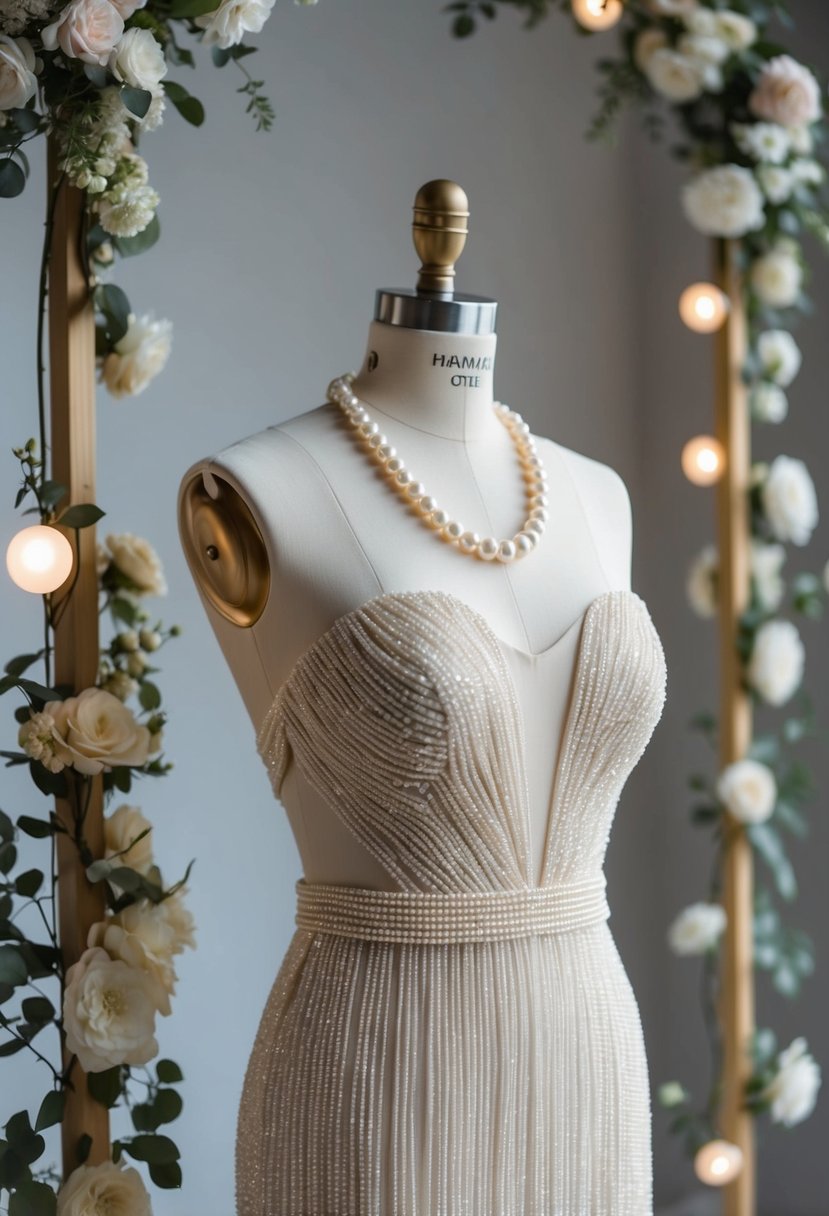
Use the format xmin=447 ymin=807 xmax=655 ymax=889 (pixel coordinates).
xmin=686 ymin=539 xmax=786 ymax=618
xmin=668 ymin=901 xmax=726 ymax=956
xmin=636 ymin=7 xmax=756 ymax=106
xmin=763 ymin=1038 xmax=822 ymax=1128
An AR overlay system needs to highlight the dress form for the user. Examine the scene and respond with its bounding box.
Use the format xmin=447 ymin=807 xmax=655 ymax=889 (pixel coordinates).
xmin=177 ymin=181 xmax=633 ymax=890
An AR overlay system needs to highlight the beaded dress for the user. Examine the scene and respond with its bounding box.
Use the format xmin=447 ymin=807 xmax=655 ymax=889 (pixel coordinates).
xmin=234 ymin=572 xmax=667 ymax=1215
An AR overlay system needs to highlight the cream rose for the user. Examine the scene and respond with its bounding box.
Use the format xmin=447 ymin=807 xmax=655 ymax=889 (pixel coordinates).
xmin=748 ymin=619 xmax=805 ymax=706
xmin=42 ymin=0 xmax=123 ymax=66
xmin=757 ymin=329 xmax=801 ymax=387
xmin=686 ymin=544 xmax=718 ymax=618
xmin=0 ymin=36 xmax=38 ymax=110
xmin=762 ymin=454 xmax=818 ymax=546
xmin=668 ymin=902 xmax=726 ymax=956
xmin=756 ymin=165 xmax=793 ymax=205
xmin=195 ymin=0 xmax=275 ymax=48
xmin=752 ymin=382 xmax=788 ymax=424
xmin=682 ymin=164 xmax=765 ymax=238
xmin=88 ymin=918 xmax=172 ymax=1015
xmin=749 ymin=55 xmax=822 ymax=129
xmin=717 ymin=759 xmax=777 ymax=825
xmin=101 ymin=531 xmax=167 ymax=595
xmin=42 ymin=686 xmax=153 ymax=775
xmin=633 ymin=28 xmax=667 ymax=73
xmin=117 ymin=889 xmax=194 ymax=964
xmin=644 ymin=49 xmax=705 ymax=104
xmin=105 ymin=803 xmax=154 ymax=873
xmin=102 ymin=312 xmax=172 ymax=398
xmin=713 ymin=11 xmax=756 ymax=51
xmin=751 ymin=541 xmax=786 ymax=610
xmin=63 ymin=946 xmax=160 ymax=1071
xmin=751 ymin=246 xmax=802 ymax=308
xmin=57 ymin=1160 xmax=152 ymax=1216
xmin=764 ymin=1038 xmax=822 ymax=1127
xmin=108 ymin=27 xmax=166 ymax=90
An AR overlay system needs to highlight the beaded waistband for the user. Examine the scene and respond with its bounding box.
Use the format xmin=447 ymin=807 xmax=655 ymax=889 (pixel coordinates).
xmin=294 ymin=874 xmax=610 ymax=944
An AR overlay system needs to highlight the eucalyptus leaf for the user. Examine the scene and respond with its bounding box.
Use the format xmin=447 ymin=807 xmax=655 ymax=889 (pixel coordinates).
xmin=21 ymin=996 xmax=54 ymax=1025
xmin=121 ymin=86 xmax=152 ymax=119
xmin=29 ymin=761 xmax=68 ymax=799
xmin=163 ymin=81 xmax=205 ymax=127
xmin=0 ymin=159 xmax=25 ymax=199
xmin=34 ymin=1090 xmax=65 ymax=1131
xmin=155 ymin=1059 xmax=184 ymax=1084
xmin=16 ymin=816 xmax=56 ymax=839
xmin=0 ymin=946 xmax=27 ymax=987
xmin=113 ymin=214 xmax=160 ymax=258
xmin=14 ymin=869 xmax=43 ymax=898
xmin=88 ymin=1066 xmax=122 ymax=1109
xmin=148 ymin=1160 xmax=182 ymax=1188
xmin=57 ymin=503 xmax=104 ymax=529
xmin=122 ymin=1133 xmax=180 ymax=1164
xmin=9 ymin=1180 xmax=56 ymax=1216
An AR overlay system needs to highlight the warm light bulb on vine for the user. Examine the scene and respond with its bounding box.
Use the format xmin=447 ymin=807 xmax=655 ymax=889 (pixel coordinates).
xmin=572 ymin=0 xmax=623 ymax=31
xmin=679 ymin=283 xmax=729 ymax=334
xmin=682 ymin=436 xmax=725 ymax=486
xmin=694 ymin=1140 xmax=744 ymax=1186
xmin=6 ymin=524 xmax=73 ymax=594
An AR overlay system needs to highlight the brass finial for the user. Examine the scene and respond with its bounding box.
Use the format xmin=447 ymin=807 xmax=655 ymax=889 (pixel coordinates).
xmin=412 ymin=180 xmax=470 ymax=296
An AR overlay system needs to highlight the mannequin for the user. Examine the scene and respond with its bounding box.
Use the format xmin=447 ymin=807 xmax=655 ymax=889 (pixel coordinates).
xmin=177 ymin=179 xmax=632 ymax=891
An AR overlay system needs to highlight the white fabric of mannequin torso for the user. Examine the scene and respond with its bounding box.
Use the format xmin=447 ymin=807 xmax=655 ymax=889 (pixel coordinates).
xmin=178 ymin=321 xmax=632 ymax=889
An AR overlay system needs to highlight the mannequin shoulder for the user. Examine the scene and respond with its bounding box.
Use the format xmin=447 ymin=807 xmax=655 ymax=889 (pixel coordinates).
xmin=538 ymin=437 xmax=633 ymax=589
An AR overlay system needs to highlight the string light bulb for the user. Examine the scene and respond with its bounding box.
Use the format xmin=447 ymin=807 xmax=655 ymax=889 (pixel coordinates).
xmin=6 ymin=525 xmax=73 ymax=594
xmin=572 ymin=0 xmax=623 ymax=31
xmin=694 ymin=1139 xmax=744 ymax=1186
xmin=682 ymin=435 xmax=726 ymax=486
xmin=679 ymin=283 xmax=729 ymax=333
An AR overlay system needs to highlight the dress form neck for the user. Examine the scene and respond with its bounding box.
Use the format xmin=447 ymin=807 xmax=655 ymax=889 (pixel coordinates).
xmin=350 ymin=321 xmax=500 ymax=443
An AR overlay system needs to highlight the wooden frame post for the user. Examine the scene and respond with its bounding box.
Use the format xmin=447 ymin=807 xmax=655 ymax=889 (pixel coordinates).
xmin=47 ymin=140 xmax=110 ymax=1173
xmin=713 ymin=238 xmax=756 ymax=1216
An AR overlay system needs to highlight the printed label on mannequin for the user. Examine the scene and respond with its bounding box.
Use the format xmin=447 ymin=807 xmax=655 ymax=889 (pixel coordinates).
xmin=432 ymin=353 xmax=493 ymax=371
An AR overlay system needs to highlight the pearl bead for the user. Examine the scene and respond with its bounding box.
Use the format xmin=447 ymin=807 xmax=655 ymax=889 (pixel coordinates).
xmin=325 ymin=378 xmax=549 ymax=563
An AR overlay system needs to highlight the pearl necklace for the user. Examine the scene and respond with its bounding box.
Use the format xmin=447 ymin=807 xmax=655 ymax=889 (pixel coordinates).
xmin=326 ymin=373 xmax=548 ymax=564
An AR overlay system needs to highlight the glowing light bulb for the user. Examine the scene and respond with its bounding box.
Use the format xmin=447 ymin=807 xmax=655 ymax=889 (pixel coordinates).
xmin=572 ymin=0 xmax=623 ymax=31
xmin=694 ymin=1139 xmax=744 ymax=1187
xmin=6 ymin=525 xmax=74 ymax=594
xmin=682 ymin=436 xmax=726 ymax=486
xmin=679 ymin=283 xmax=729 ymax=333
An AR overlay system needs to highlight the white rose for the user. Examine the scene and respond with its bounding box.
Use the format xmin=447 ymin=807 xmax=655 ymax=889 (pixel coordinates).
xmin=105 ymin=803 xmax=154 ymax=873
xmin=645 ymin=49 xmax=705 ymax=103
xmin=682 ymin=8 xmax=717 ymax=35
xmin=756 ymin=165 xmax=793 ymax=204
xmin=682 ymin=164 xmax=765 ymax=238
xmin=668 ymin=902 xmax=726 ymax=956
xmin=57 ymin=1160 xmax=152 ymax=1216
xmin=750 ymin=55 xmax=822 ymax=129
xmin=677 ymin=32 xmax=729 ymax=66
xmin=63 ymin=946 xmax=160 ymax=1071
xmin=748 ymin=619 xmax=805 ymax=706
xmin=42 ymin=686 xmax=153 ymax=775
xmin=42 ymin=0 xmax=123 ymax=65
xmin=717 ymin=759 xmax=777 ymax=825
xmin=757 ymin=329 xmax=801 ymax=387
xmin=102 ymin=531 xmax=167 ymax=596
xmin=118 ymin=889 xmax=195 ymax=960
xmin=633 ymin=28 xmax=667 ymax=73
xmin=108 ymin=27 xmax=166 ymax=90
xmin=764 ymin=1038 xmax=822 ymax=1127
xmin=109 ymin=0 xmax=148 ymax=17
xmin=752 ymin=382 xmax=788 ymax=424
xmin=102 ymin=312 xmax=172 ymax=398
xmin=195 ymin=0 xmax=275 ymax=48
xmin=751 ymin=540 xmax=786 ymax=610
xmin=762 ymin=454 xmax=818 ymax=546
xmin=732 ymin=121 xmax=790 ymax=164
xmin=158 ymin=887 xmax=197 ymax=952
xmin=790 ymin=124 xmax=814 ymax=155
xmin=750 ymin=246 xmax=802 ymax=308
xmin=0 ymin=36 xmax=37 ymax=110
xmin=714 ymin=11 xmax=756 ymax=51
xmin=791 ymin=157 xmax=824 ymax=186
xmin=87 ymin=919 xmax=172 ymax=1015
xmin=687 ymin=544 xmax=718 ymax=618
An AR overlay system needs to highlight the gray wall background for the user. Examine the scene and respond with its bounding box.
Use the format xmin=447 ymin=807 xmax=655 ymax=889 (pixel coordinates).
xmin=1 ymin=2 xmax=826 ymax=1212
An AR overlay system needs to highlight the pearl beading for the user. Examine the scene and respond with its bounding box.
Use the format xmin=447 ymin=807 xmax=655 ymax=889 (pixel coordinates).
xmin=236 ymin=588 xmax=668 ymax=1215
xmin=294 ymin=873 xmax=610 ymax=944
xmin=326 ymin=372 xmax=549 ymax=563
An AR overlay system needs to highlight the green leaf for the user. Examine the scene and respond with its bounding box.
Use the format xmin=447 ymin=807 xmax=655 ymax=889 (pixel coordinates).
xmin=0 ymin=1143 xmax=26 ymax=1187
xmin=121 ymin=1133 xmax=180 ymax=1164
xmin=120 ymin=85 xmax=152 ymax=119
xmin=7 ymin=108 xmax=40 ymax=135
xmin=0 ymin=808 xmax=13 ymax=841
xmin=749 ymin=823 xmax=797 ymax=901
xmin=15 ymin=869 xmax=43 ymax=898
xmin=4 ymin=652 xmax=45 ymax=678
xmin=34 ymin=1090 xmax=65 ymax=1132
xmin=84 ymin=63 xmax=109 ymax=88
xmin=95 ymin=284 xmax=131 ymax=346
xmin=113 ymin=213 xmax=160 ymax=258
xmin=0 ymin=1037 xmax=27 ymax=1057
xmin=0 ymin=946 xmax=27 ymax=987
xmin=0 ymin=158 xmax=26 ymax=198
xmin=155 ymin=1059 xmax=183 ymax=1084
xmin=9 ymin=1180 xmax=57 ymax=1215
xmin=88 ymin=1066 xmax=123 ymax=1109
xmin=167 ymin=0 xmax=219 ymax=15
xmin=17 ymin=816 xmax=56 ymax=839
xmin=148 ymin=1160 xmax=182 ymax=1189
xmin=132 ymin=1087 xmax=182 ymax=1131
xmin=21 ymin=997 xmax=54 ymax=1025
xmin=29 ymin=762 xmax=68 ymax=799
xmin=0 ymin=841 xmax=18 ymax=874
xmin=163 ymin=81 xmax=205 ymax=127
xmin=16 ymin=678 xmax=62 ymax=703
xmin=5 ymin=1112 xmax=44 ymax=1164
xmin=452 ymin=13 xmax=475 ymax=36
xmin=76 ymin=1133 xmax=92 ymax=1165
xmin=138 ymin=681 xmax=161 ymax=711
xmin=56 ymin=503 xmax=104 ymax=529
